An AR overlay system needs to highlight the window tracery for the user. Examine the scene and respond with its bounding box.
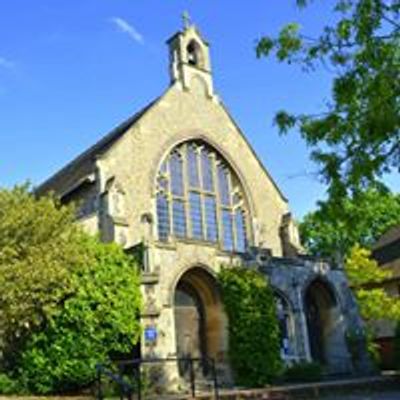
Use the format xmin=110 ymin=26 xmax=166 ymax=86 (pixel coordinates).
xmin=156 ymin=140 xmax=249 ymax=252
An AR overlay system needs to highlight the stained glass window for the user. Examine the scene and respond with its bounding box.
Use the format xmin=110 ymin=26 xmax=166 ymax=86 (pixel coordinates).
xmin=173 ymin=199 xmax=187 ymax=237
xmin=187 ymin=146 xmax=200 ymax=188
xmin=170 ymin=152 xmax=184 ymax=196
xmin=222 ymin=210 xmax=234 ymax=251
xmin=235 ymin=209 xmax=246 ymax=253
xmin=155 ymin=140 xmax=249 ymax=252
xmin=189 ymin=192 xmax=203 ymax=239
xmin=201 ymin=151 xmax=214 ymax=192
xmin=275 ymin=294 xmax=294 ymax=357
xmin=157 ymin=193 xmax=170 ymax=240
xmin=218 ymin=166 xmax=230 ymax=206
xmin=204 ymin=195 xmax=218 ymax=242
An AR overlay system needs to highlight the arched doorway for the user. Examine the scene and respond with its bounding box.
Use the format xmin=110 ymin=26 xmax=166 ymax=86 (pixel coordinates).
xmin=304 ymin=279 xmax=342 ymax=366
xmin=174 ymin=267 xmax=225 ymax=375
xmin=174 ymin=280 xmax=207 ymax=360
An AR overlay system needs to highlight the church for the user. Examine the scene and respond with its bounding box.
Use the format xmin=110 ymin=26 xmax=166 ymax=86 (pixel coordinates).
xmin=37 ymin=19 xmax=368 ymax=379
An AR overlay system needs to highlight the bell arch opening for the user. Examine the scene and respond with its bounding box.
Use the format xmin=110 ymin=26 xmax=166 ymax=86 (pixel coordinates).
xmin=173 ymin=267 xmax=226 ymax=370
xmin=187 ymin=40 xmax=204 ymax=68
xmin=304 ymin=279 xmax=345 ymax=369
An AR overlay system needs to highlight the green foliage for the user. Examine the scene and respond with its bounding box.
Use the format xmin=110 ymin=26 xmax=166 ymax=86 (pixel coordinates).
xmin=17 ymin=238 xmax=142 ymax=394
xmin=345 ymin=244 xmax=400 ymax=321
xmin=0 ymin=373 xmax=20 ymax=395
xmin=299 ymin=187 xmax=400 ymax=260
xmin=284 ymin=362 xmax=322 ymax=383
xmin=345 ymin=327 xmax=375 ymax=368
xmin=217 ymin=266 xmax=282 ymax=387
xmin=0 ymin=185 xmax=91 ymax=351
xmin=0 ymin=186 xmax=142 ymax=394
xmin=256 ymin=0 xmax=400 ymax=197
xmin=365 ymin=329 xmax=380 ymax=367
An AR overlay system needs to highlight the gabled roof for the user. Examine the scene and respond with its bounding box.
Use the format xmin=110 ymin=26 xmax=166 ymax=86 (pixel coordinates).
xmin=374 ymin=225 xmax=400 ymax=249
xmin=219 ymin=100 xmax=288 ymax=203
xmin=36 ymin=97 xmax=159 ymax=195
xmin=166 ymin=25 xmax=210 ymax=47
xmin=372 ymin=225 xmax=400 ymax=266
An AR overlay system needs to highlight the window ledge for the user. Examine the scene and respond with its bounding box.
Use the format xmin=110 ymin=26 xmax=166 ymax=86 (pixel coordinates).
xmin=155 ymin=236 xmax=248 ymax=256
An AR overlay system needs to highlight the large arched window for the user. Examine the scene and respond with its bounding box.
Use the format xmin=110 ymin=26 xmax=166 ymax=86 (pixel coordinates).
xmin=156 ymin=140 xmax=249 ymax=252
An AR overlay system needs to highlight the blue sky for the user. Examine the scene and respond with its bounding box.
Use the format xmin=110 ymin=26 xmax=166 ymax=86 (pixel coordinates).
xmin=0 ymin=1 xmax=398 ymax=219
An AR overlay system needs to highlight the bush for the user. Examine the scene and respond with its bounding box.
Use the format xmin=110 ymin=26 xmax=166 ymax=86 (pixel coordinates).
xmin=0 ymin=188 xmax=142 ymax=394
xmin=0 ymin=373 xmax=21 ymax=395
xmin=218 ymin=266 xmax=282 ymax=387
xmin=284 ymin=362 xmax=322 ymax=383
xmin=10 ymin=238 xmax=142 ymax=394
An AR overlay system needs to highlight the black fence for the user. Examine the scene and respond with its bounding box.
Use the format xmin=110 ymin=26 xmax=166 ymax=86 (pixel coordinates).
xmin=96 ymin=357 xmax=220 ymax=400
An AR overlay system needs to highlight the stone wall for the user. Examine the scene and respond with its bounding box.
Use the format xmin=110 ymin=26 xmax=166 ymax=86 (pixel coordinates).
xmin=94 ymin=82 xmax=290 ymax=257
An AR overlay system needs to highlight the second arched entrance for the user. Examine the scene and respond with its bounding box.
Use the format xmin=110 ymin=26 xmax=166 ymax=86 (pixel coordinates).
xmin=304 ymin=279 xmax=346 ymax=368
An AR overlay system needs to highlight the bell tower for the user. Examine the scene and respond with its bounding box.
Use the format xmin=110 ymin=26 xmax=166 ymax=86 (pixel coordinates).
xmin=167 ymin=12 xmax=214 ymax=98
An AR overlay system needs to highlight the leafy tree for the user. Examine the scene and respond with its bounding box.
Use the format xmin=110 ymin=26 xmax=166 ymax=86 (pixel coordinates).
xmin=345 ymin=244 xmax=400 ymax=321
xmin=17 ymin=237 xmax=142 ymax=394
xmin=0 ymin=185 xmax=90 ymax=354
xmin=0 ymin=186 xmax=142 ymax=394
xmin=256 ymin=0 xmax=400 ymax=197
xmin=299 ymin=187 xmax=400 ymax=260
xmin=345 ymin=245 xmax=400 ymax=365
xmin=218 ymin=266 xmax=282 ymax=387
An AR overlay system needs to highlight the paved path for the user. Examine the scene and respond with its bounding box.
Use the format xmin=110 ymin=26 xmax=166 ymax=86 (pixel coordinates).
xmin=323 ymin=392 xmax=400 ymax=400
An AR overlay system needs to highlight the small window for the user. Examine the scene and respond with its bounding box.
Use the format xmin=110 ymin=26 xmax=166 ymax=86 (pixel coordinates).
xmin=275 ymin=294 xmax=294 ymax=357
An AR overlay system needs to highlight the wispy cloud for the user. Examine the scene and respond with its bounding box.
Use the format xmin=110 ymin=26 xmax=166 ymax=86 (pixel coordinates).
xmin=0 ymin=56 xmax=15 ymax=69
xmin=110 ymin=17 xmax=144 ymax=45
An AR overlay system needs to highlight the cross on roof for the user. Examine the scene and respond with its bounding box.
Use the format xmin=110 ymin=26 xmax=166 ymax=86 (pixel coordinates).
xmin=182 ymin=11 xmax=192 ymax=29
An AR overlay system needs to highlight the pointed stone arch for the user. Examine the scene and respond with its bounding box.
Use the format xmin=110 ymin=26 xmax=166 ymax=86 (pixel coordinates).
xmin=304 ymin=278 xmax=348 ymax=370
xmin=172 ymin=266 xmax=227 ymax=366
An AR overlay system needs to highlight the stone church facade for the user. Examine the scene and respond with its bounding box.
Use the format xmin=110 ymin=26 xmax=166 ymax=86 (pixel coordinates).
xmin=37 ymin=21 xmax=367 ymax=378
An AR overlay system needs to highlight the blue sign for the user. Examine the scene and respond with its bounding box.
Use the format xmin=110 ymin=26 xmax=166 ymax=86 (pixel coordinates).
xmin=144 ymin=326 xmax=158 ymax=343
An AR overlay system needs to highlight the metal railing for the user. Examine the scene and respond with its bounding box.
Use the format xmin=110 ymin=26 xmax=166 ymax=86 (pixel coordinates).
xmin=96 ymin=356 xmax=220 ymax=400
